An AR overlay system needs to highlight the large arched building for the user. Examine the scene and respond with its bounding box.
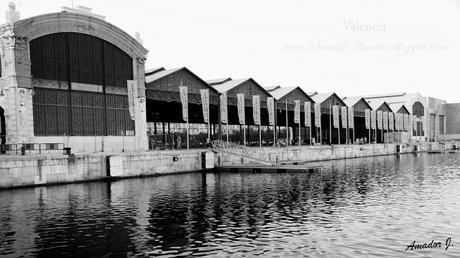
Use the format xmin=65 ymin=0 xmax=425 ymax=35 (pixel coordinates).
xmin=0 ymin=10 xmax=148 ymax=152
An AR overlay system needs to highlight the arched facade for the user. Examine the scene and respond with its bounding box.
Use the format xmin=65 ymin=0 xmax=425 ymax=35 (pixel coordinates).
xmin=0 ymin=12 xmax=148 ymax=152
xmin=412 ymin=101 xmax=424 ymax=117
xmin=30 ymin=32 xmax=134 ymax=137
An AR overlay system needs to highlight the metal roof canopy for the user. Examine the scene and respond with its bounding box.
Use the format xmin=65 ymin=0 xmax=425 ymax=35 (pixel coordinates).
xmin=268 ymin=86 xmax=315 ymax=111
xmin=209 ymin=78 xmax=272 ymax=108
xmin=342 ymin=96 xmax=373 ymax=117
xmin=367 ymin=100 xmax=393 ymax=113
xmin=310 ymin=92 xmax=347 ymax=113
xmin=389 ymin=103 xmax=410 ymax=114
xmin=206 ymin=77 xmax=232 ymax=86
xmin=145 ymin=67 xmax=165 ymax=77
xmin=269 ymin=86 xmax=314 ymax=102
xmin=342 ymin=97 xmax=372 ymax=110
xmin=145 ymin=67 xmax=219 ymax=105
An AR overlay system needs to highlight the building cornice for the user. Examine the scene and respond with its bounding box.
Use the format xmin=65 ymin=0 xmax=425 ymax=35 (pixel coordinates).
xmin=12 ymin=12 xmax=148 ymax=58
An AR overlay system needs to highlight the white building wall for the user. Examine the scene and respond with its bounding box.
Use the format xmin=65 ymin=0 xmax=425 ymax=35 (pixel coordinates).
xmin=34 ymin=136 xmax=136 ymax=153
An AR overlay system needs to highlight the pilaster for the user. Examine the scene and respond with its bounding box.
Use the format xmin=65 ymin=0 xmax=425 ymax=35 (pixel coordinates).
xmin=0 ymin=24 xmax=34 ymax=144
xmin=133 ymin=57 xmax=148 ymax=150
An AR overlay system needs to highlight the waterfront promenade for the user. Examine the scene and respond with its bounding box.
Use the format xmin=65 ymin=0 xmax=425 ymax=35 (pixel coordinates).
xmin=0 ymin=142 xmax=453 ymax=190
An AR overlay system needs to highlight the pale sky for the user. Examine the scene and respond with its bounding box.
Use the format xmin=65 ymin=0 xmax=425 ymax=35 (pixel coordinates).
xmin=2 ymin=0 xmax=460 ymax=102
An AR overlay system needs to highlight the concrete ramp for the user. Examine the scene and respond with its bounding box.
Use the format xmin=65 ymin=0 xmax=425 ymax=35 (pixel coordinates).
xmin=215 ymin=149 xmax=274 ymax=166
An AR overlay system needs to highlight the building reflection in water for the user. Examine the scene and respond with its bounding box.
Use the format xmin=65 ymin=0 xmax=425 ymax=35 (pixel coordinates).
xmin=1 ymin=153 xmax=460 ymax=257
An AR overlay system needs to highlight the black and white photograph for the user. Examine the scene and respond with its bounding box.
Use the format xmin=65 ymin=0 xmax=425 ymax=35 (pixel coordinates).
xmin=0 ymin=0 xmax=460 ymax=257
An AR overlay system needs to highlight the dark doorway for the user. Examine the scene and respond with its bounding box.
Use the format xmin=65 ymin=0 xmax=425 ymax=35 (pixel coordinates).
xmin=0 ymin=106 xmax=5 ymax=154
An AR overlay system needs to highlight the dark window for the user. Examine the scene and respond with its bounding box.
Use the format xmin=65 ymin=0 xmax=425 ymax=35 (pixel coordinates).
xmin=34 ymin=88 xmax=133 ymax=136
xmin=413 ymin=101 xmax=424 ymax=117
xmin=31 ymin=33 xmax=132 ymax=86
xmin=439 ymin=115 xmax=445 ymax=134
xmin=31 ymin=33 xmax=134 ymax=136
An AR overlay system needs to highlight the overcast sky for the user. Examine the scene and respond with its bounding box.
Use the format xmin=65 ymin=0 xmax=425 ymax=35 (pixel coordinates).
xmin=3 ymin=0 xmax=460 ymax=102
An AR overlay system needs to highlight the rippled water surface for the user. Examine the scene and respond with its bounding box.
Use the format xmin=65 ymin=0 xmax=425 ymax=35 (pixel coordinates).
xmin=1 ymin=153 xmax=460 ymax=257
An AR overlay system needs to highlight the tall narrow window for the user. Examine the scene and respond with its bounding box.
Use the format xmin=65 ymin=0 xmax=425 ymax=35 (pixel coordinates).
xmin=439 ymin=115 xmax=445 ymax=134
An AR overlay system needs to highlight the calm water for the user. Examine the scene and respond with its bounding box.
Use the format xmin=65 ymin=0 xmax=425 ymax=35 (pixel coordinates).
xmin=1 ymin=153 xmax=460 ymax=257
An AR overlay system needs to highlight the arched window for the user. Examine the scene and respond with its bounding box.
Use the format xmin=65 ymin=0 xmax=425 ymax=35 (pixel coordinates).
xmin=412 ymin=101 xmax=424 ymax=117
xmin=412 ymin=101 xmax=425 ymax=137
xmin=30 ymin=33 xmax=133 ymax=87
xmin=30 ymin=33 xmax=134 ymax=136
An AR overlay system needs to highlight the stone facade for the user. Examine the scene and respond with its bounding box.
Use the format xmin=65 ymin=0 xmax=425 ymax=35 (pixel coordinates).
xmin=427 ymin=97 xmax=448 ymax=141
xmin=392 ymin=93 xmax=431 ymax=141
xmin=0 ymin=12 xmax=149 ymax=152
xmin=446 ymin=103 xmax=460 ymax=140
xmin=363 ymin=93 xmax=450 ymax=142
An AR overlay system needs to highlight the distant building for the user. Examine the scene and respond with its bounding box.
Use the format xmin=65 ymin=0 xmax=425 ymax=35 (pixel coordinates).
xmin=360 ymin=93 xmax=448 ymax=142
xmin=446 ymin=103 xmax=460 ymax=140
xmin=0 ymin=5 xmax=148 ymax=152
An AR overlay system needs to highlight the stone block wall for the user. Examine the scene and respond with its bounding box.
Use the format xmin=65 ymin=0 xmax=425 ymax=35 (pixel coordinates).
xmin=216 ymin=144 xmax=418 ymax=165
xmin=0 ymin=154 xmax=106 ymax=189
xmin=0 ymin=143 xmax=453 ymax=190
xmin=117 ymin=150 xmax=205 ymax=177
xmin=0 ymin=149 xmax=208 ymax=189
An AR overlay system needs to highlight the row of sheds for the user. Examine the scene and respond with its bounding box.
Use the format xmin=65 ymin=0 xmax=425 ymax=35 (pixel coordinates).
xmin=144 ymin=67 xmax=414 ymax=128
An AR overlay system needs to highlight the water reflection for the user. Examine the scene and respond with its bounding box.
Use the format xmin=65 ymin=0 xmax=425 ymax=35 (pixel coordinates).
xmin=1 ymin=153 xmax=460 ymax=257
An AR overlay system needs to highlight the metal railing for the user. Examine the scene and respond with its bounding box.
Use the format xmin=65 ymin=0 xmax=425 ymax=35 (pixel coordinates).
xmin=0 ymin=142 xmax=65 ymax=155
xmin=149 ymin=134 xmax=177 ymax=150
xmin=148 ymin=133 xmax=214 ymax=150
xmin=211 ymin=140 xmax=246 ymax=151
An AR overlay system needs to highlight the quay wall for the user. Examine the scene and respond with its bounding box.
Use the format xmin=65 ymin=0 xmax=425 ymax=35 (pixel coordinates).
xmin=0 ymin=154 xmax=107 ymax=189
xmin=0 ymin=143 xmax=451 ymax=189
xmin=0 ymin=150 xmax=205 ymax=189
xmin=216 ymin=143 xmax=414 ymax=166
xmin=216 ymin=142 xmax=452 ymax=165
xmin=113 ymin=150 xmax=204 ymax=177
